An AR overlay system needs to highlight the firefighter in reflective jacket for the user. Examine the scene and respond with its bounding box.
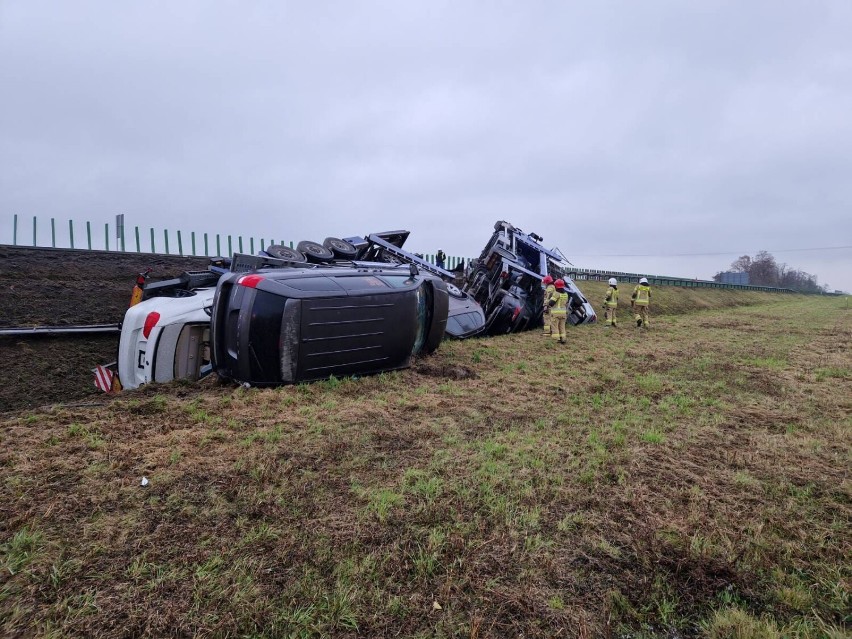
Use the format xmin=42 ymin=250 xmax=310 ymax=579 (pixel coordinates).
xmin=541 ymin=275 xmax=555 ymax=335
xmin=631 ymin=277 xmax=651 ymax=327
xmin=603 ymin=277 xmax=618 ymax=327
xmin=549 ymin=279 xmax=570 ymax=343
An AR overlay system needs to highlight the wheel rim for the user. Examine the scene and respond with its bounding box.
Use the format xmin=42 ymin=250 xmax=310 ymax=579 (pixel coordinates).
xmin=446 ymin=284 xmax=465 ymax=298
xmin=267 ymin=245 xmax=306 ymax=262
xmin=323 ymin=237 xmax=358 ymax=257
xmin=297 ymin=241 xmax=334 ymax=262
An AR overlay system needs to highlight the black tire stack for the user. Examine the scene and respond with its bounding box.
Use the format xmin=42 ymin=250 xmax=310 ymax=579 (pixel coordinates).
xmin=264 ymin=237 xmax=359 ymax=264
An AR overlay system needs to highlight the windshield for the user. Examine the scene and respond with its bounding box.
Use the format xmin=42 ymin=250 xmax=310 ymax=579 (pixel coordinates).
xmin=446 ymin=311 xmax=483 ymax=336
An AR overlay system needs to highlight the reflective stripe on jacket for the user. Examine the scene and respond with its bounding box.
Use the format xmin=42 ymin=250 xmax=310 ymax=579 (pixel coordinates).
xmin=549 ymin=289 xmax=569 ymax=317
xmin=604 ymin=286 xmax=618 ymax=308
xmin=543 ymin=284 xmax=555 ymax=310
xmin=632 ymin=284 xmax=651 ymax=306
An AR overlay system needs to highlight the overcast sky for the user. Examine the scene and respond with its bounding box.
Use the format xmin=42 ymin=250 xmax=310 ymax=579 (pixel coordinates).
xmin=1 ymin=1 xmax=850 ymax=291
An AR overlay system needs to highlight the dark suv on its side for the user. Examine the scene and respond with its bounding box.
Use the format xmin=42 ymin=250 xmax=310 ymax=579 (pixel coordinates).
xmin=211 ymin=264 xmax=448 ymax=385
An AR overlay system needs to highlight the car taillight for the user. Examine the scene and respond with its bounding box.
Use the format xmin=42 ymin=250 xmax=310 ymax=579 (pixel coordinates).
xmin=500 ymin=271 xmax=509 ymax=279
xmin=142 ymin=312 xmax=160 ymax=339
xmin=512 ymin=306 xmax=521 ymax=320
xmin=238 ymin=274 xmax=264 ymax=288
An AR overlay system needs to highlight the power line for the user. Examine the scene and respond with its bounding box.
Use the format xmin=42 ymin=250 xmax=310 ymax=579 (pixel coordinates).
xmin=568 ymin=246 xmax=852 ymax=258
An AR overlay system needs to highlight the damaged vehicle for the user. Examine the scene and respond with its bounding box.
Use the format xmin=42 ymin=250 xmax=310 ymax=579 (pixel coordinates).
xmin=211 ymin=262 xmax=448 ymax=385
xmin=117 ymin=268 xmax=224 ymax=390
xmin=462 ymin=221 xmax=596 ymax=335
xmin=116 ymin=232 xmax=465 ymax=389
xmin=115 ymin=223 xmax=595 ymax=390
xmin=337 ymin=231 xmax=486 ymax=338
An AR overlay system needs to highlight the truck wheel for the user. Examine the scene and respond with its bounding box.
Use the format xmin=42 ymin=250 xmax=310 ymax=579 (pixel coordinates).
xmin=297 ymin=240 xmax=335 ymax=263
xmin=266 ymin=245 xmax=307 ymax=262
xmin=323 ymin=237 xmax=358 ymax=259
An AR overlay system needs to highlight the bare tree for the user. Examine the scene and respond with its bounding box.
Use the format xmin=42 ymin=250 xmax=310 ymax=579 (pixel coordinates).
xmin=719 ymin=251 xmax=824 ymax=292
xmin=730 ymin=255 xmax=752 ymax=273
xmin=749 ymin=251 xmax=779 ymax=287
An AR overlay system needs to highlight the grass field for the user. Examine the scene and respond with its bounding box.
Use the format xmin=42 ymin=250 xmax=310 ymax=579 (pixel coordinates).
xmin=1 ymin=288 xmax=849 ymax=638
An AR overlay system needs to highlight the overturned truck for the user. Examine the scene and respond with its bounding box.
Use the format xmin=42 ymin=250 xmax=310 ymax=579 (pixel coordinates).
xmin=117 ymin=223 xmax=594 ymax=389
xmin=461 ymin=221 xmax=596 ymax=335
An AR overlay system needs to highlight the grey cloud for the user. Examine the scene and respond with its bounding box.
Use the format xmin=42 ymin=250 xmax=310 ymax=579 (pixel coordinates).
xmin=1 ymin=0 xmax=850 ymax=290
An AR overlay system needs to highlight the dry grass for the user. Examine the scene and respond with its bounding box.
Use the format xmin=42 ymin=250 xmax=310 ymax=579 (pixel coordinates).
xmin=1 ymin=292 xmax=849 ymax=638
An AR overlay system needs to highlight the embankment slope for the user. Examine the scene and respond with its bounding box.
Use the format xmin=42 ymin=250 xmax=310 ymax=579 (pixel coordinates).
xmin=1 ymin=254 xmax=849 ymax=636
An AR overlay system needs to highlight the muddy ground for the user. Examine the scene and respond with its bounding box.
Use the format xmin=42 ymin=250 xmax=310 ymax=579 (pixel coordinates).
xmin=0 ymin=246 xmax=211 ymax=412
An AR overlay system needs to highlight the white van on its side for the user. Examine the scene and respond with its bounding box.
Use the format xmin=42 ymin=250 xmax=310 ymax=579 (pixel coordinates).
xmin=117 ymin=287 xmax=216 ymax=390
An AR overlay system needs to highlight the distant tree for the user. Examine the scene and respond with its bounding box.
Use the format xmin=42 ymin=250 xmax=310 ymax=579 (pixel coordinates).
xmin=749 ymin=251 xmax=779 ymax=287
xmin=730 ymin=255 xmax=752 ymax=273
xmin=720 ymin=251 xmax=824 ymax=292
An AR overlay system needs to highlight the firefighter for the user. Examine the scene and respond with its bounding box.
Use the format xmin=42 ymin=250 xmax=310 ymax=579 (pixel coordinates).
xmin=603 ymin=277 xmax=618 ymax=327
xmin=541 ymin=275 xmax=555 ymax=335
xmin=549 ymin=279 xmax=570 ymax=343
xmin=631 ymin=277 xmax=651 ymax=328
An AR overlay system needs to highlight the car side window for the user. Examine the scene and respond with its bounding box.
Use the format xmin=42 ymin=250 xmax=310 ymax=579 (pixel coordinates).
xmin=378 ymin=275 xmax=416 ymax=288
xmin=447 ymin=312 xmax=483 ymax=334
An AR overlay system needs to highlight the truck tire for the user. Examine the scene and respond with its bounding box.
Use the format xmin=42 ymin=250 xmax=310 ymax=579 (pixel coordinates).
xmin=266 ymin=245 xmax=307 ymax=262
xmin=297 ymin=240 xmax=335 ymax=263
xmin=323 ymin=237 xmax=358 ymax=259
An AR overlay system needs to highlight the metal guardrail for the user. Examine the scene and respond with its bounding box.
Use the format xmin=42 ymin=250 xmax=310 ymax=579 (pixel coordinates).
xmin=565 ymin=268 xmax=798 ymax=293
xmin=0 ymin=324 xmax=121 ymax=337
